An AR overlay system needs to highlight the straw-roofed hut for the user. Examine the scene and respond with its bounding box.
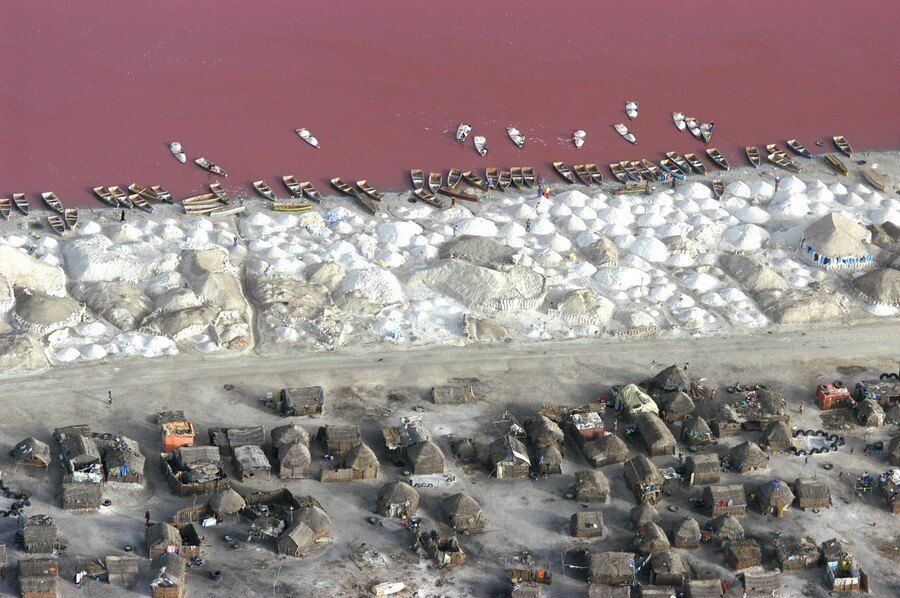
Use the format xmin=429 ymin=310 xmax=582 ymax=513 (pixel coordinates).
xmin=11 ymin=437 xmax=51 ymax=468
xmin=488 ymin=435 xmax=531 ymax=479
xmin=581 ymin=434 xmax=629 ymax=467
xmin=774 ymin=535 xmax=820 ymax=570
xmin=233 ymin=444 xmax=272 ymax=480
xmin=657 ymin=391 xmax=695 ymax=422
xmin=706 ymin=514 xmax=744 ymax=544
xmin=793 ymin=477 xmax=832 ymax=510
xmin=685 ymin=453 xmax=721 ymax=486
xmin=526 ymin=415 xmax=564 ymax=449
xmin=740 ymin=569 xmax=782 ymax=598
xmin=800 ymin=212 xmax=874 ymax=269
xmin=574 ymin=470 xmax=610 ymax=502
xmin=885 ymin=403 xmax=900 ymax=424
xmin=145 ymin=522 xmax=182 ymax=558
xmin=277 ymin=441 xmax=311 ymax=479
xmin=570 ymin=511 xmax=604 ymax=538
xmin=854 ymin=267 xmax=900 ymax=305
xmin=276 ymin=521 xmax=316 ymax=557
xmin=533 ymin=444 xmax=563 ymax=475
xmin=296 ymin=505 xmax=332 ymax=541
xmin=653 ymin=365 xmax=692 ymax=393
xmin=319 ymin=424 xmax=361 ymax=455
xmin=589 ymin=552 xmax=635 ymax=585
xmin=728 ymin=441 xmax=768 ymax=473
xmin=271 ymin=424 xmax=310 ymax=449
xmin=61 ymin=480 xmax=103 ymax=511
xmin=635 ymin=413 xmax=677 ymax=456
xmin=623 ymin=454 xmax=665 ymax=504
xmin=757 ymin=479 xmax=795 ymax=518
xmin=19 ymin=557 xmax=58 ymax=598
xmin=441 ymin=492 xmax=485 ymax=534
xmin=342 ymin=442 xmax=379 ymax=479
xmin=671 ymin=516 xmax=701 ymax=548
xmin=106 ymin=555 xmax=140 ymax=588
xmin=649 ymin=551 xmax=687 ymax=586
xmin=682 ymin=416 xmax=713 ymax=447
xmin=21 ymin=516 xmax=58 ymax=554
xmin=710 ymin=405 xmax=741 ymax=438
xmin=724 ymin=539 xmax=762 ymax=570
xmin=209 ymin=488 xmax=246 ymax=519
xmin=888 ymin=435 xmax=900 ymax=467
xmin=635 ymin=522 xmax=670 ymax=556
xmin=629 ymin=503 xmax=660 ymax=529
xmin=685 ymin=579 xmax=724 ymax=598
xmin=703 ymin=484 xmax=747 ymax=516
xmin=407 ymin=440 xmax=446 ymax=475
xmin=376 ymin=481 xmax=420 ymax=518
xmin=855 ymin=399 xmax=884 ymax=427
xmin=150 ymin=552 xmax=186 ymax=598
xmin=103 ymin=435 xmax=146 ymax=483
xmin=760 ymin=421 xmax=794 ymax=452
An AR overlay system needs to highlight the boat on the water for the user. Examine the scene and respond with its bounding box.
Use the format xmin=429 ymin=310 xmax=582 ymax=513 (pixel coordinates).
xmin=767 ymin=151 xmax=801 ymax=173
xmin=621 ymin=161 xmax=643 ymax=183
xmin=711 ymin=179 xmax=725 ymax=199
xmin=585 ymin=163 xmax=603 ymax=185
xmin=573 ymin=164 xmax=592 ymax=185
xmin=685 ymin=117 xmax=702 ymax=140
xmin=41 ymin=192 xmax=64 ymax=213
xmin=47 ymin=214 xmax=66 ymax=235
xmin=455 ymin=123 xmax=472 ymax=143
xmin=128 ymin=183 xmax=163 ymax=202
xmin=300 ymin=181 xmax=321 ymax=202
xmin=0 ymin=197 xmax=10 ymax=220
xmin=210 ymin=182 xmax=228 ymax=202
xmin=664 ymin=152 xmax=691 ymax=176
xmin=462 ymin=171 xmax=489 ymax=190
xmin=641 ymin=159 xmax=663 ymax=180
xmin=765 ymin=144 xmax=785 ymax=156
xmin=522 ymin=167 xmax=536 ymax=188
xmin=295 ymin=128 xmax=320 ymax=149
xmin=414 ymin=188 xmax=444 ymax=208
xmin=507 ymin=126 xmax=525 ymax=148
xmin=498 ymin=170 xmax=511 ymax=191
xmin=684 ymin=153 xmax=708 ymax=175
xmin=473 ymin=136 xmax=488 ymax=156
xmin=614 ymin=123 xmax=636 ymax=144
xmin=745 ymin=146 xmax=761 ymax=168
xmin=182 ymin=193 xmax=220 ymax=206
xmin=438 ymin=187 xmax=478 ymax=202
xmin=330 ymin=177 xmax=361 ymax=198
xmin=195 ymin=157 xmax=228 ymax=177
xmin=410 ymin=169 xmax=425 ymax=191
xmin=428 ymin=172 xmax=442 ymax=194
xmin=609 ymin=163 xmax=628 ymax=184
xmin=823 ymin=154 xmax=850 ymax=176
xmin=109 ymin=186 xmax=133 ymax=208
xmin=572 ymin=129 xmax=586 ymax=149
xmin=129 ymin=194 xmax=154 ymax=213
xmin=862 ymin=167 xmax=887 ymax=192
xmin=787 ymin=139 xmax=813 ymax=158
xmin=282 ymin=175 xmax=303 ymax=197
xmin=210 ymin=204 xmax=247 ymax=217
xmin=447 ymin=169 xmax=462 ymax=189
xmin=553 ymin=162 xmax=576 ymax=183
xmin=833 ymin=135 xmax=853 ymax=157
xmin=625 ymin=100 xmax=639 ymax=120
xmin=672 ymin=112 xmax=686 ymax=131
xmin=151 ymin=185 xmax=173 ymax=203
xmin=485 ymin=167 xmax=500 ymax=188
xmin=169 ymin=141 xmax=186 ymax=163
xmin=699 ymin=122 xmax=714 ymax=143
xmin=510 ymin=167 xmax=524 ymax=188
xmin=273 ymin=202 xmax=312 ymax=213
xmin=253 ymin=181 xmax=276 ymax=200
xmin=636 ymin=161 xmax=655 ymax=182
xmin=705 ymin=148 xmax=731 ymax=171
xmin=92 ymin=186 xmax=118 ymax=207
xmin=12 ymin=193 xmax=28 ymax=215
xmin=659 ymin=159 xmax=686 ymax=181
xmin=356 ymin=180 xmax=385 ymax=201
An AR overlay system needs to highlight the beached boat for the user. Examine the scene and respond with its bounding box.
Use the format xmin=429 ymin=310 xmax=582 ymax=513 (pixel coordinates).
xmin=767 ymin=151 xmax=801 ymax=173
xmin=151 ymin=185 xmax=173 ymax=203
xmin=586 ymin=164 xmax=603 ymax=185
xmin=438 ymin=187 xmax=478 ymax=202
xmin=507 ymin=127 xmax=525 ymax=148
xmin=282 ymin=175 xmax=304 ymax=197
xmin=672 ymin=112 xmax=686 ymax=131
xmin=447 ymin=168 xmax=462 ymax=189
xmin=12 ymin=193 xmax=29 ymax=215
xmin=823 ymin=154 xmax=850 ymax=176
xmin=455 ymin=123 xmax=472 ymax=143
xmin=299 ymin=181 xmax=321 ymax=202
xmin=414 ymin=188 xmax=443 ymax=208
xmin=862 ymin=168 xmax=887 ymax=192
xmin=210 ymin=205 xmax=247 ymax=217
xmin=510 ymin=167 xmax=524 ymax=188
xmin=622 ymin=161 xmax=643 ymax=183
xmin=210 ymin=182 xmax=229 ymax=202
xmin=485 ymin=168 xmax=500 ymax=188
xmin=184 ymin=204 xmax=217 ymax=216
xmin=462 ymin=171 xmax=489 ymax=190
xmin=109 ymin=186 xmax=133 ymax=208
xmin=665 ymin=152 xmax=692 ymax=175
xmin=833 ymin=135 xmax=853 ymax=157
xmin=428 ymin=172 xmax=442 ymax=194
xmin=40 ymin=192 xmax=64 ymax=213
xmin=711 ymin=179 xmax=724 ymax=199
xmin=787 ymin=139 xmax=813 ymax=158
xmin=92 ymin=186 xmax=118 ymax=207
xmin=745 ymin=146 xmax=761 ymax=168
xmin=169 ymin=141 xmax=186 ymax=163
xmin=182 ymin=193 xmax=220 ymax=206
xmin=410 ymin=169 xmax=425 ymax=191
xmin=252 ymin=181 xmax=276 ymax=200
xmin=635 ymin=161 xmax=655 ymax=182
xmin=705 ymin=148 xmax=730 ymax=171
xmin=0 ymin=198 xmax=10 ymax=220
xmin=625 ymin=101 xmax=639 ymax=120
xmin=572 ymin=130 xmax=586 ymax=149
xmin=553 ymin=162 xmax=576 ymax=183
xmin=659 ymin=159 xmax=686 ymax=181
xmin=356 ymin=180 xmax=385 ymax=201
xmin=615 ymin=183 xmax=651 ymax=196
xmin=685 ymin=117 xmax=702 ymax=140
xmin=614 ymin=123 xmax=636 ymax=144
xmin=573 ymin=164 xmax=592 ymax=185
xmin=195 ymin=157 xmax=228 ymax=177
xmin=498 ymin=170 xmax=511 ymax=191
xmin=330 ymin=177 xmax=360 ymax=198
xmin=473 ymin=136 xmax=488 ymax=156
xmin=273 ymin=202 xmax=313 ymax=213
xmin=699 ymin=122 xmax=714 ymax=143
xmin=47 ymin=214 xmax=66 ymax=235
xmin=295 ymin=128 xmax=320 ymax=149
xmin=641 ymin=159 xmax=663 ymax=180
xmin=522 ymin=167 xmax=536 ymax=188
xmin=684 ymin=153 xmax=708 ymax=175
xmin=128 ymin=183 xmax=163 ymax=202
xmin=609 ymin=163 xmax=628 ymax=184
xmin=129 ymin=194 xmax=154 ymax=213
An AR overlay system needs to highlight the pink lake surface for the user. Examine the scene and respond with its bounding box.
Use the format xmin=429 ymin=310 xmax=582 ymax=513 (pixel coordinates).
xmin=1 ymin=1 xmax=898 ymax=207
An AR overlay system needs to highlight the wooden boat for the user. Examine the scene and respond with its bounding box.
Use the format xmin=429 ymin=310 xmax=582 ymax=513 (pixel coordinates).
xmin=195 ymin=157 xmax=228 ymax=177
xmin=282 ymin=175 xmax=304 ymax=197
xmin=129 ymin=194 xmax=154 ymax=213
xmin=210 ymin=182 xmax=229 ymax=202
xmin=428 ymin=172 xmax=442 ymax=193
xmin=765 ymin=144 xmax=785 ymax=156
xmin=625 ymin=100 xmax=639 ymax=120
xmin=614 ymin=123 xmax=636 ymax=144
xmin=485 ymin=167 xmax=500 ymax=188
xmin=299 ymin=182 xmax=321 ymax=202
xmin=47 ymin=214 xmax=66 ymax=235
xmin=615 ymin=183 xmax=651 ymax=195
xmin=585 ymin=164 xmax=603 ymax=185
xmin=552 ymin=162 xmax=576 ymax=183
xmin=128 ymin=183 xmax=163 ymax=202
xmin=330 ymin=178 xmax=361 ymax=198
xmin=622 ymin=161 xmax=643 ymax=183
xmin=699 ymin=122 xmax=714 ymax=143
xmin=745 ymin=146 xmax=761 ymax=168
xmin=295 ymin=128 xmax=320 ymax=149
xmin=510 ymin=167 xmax=525 ymax=188
xmin=498 ymin=170 xmax=512 ymax=191
xmin=711 ymin=179 xmax=725 ymax=199
xmin=182 ymin=193 xmax=219 ymax=206
xmin=252 ymin=181 xmax=276 ymax=200
xmin=447 ymin=168 xmax=462 ymax=189
xmin=573 ymin=164 xmax=592 ymax=185
xmin=410 ymin=169 xmax=425 ymax=191
xmin=609 ymin=163 xmax=628 ymax=184
xmin=636 ymin=161 xmax=655 ymax=182
xmin=823 ymin=154 xmax=850 ymax=176
xmin=659 ymin=159 xmax=686 ymax=181
xmin=169 ymin=141 xmax=186 ymax=163
xmin=684 ymin=153 xmax=708 ymax=175
xmin=40 ymin=192 xmax=64 ymax=213
xmin=665 ymin=152 xmax=692 ymax=176
xmin=522 ymin=167 xmax=536 ymax=188
xmin=672 ymin=112 xmax=686 ymax=131
xmin=507 ymin=126 xmax=525 ymax=148
xmin=273 ymin=202 xmax=313 ymax=213
xmin=184 ymin=204 xmax=217 ymax=216
xmin=356 ymin=180 xmax=385 ymax=201
xmin=766 ymin=151 xmax=801 ymax=173
xmin=355 ymin=193 xmax=378 ymax=215
xmin=12 ymin=193 xmax=29 ymax=215
xmin=862 ymin=168 xmax=887 ymax=192
xmin=572 ymin=129 xmax=586 ymax=149
xmin=151 ymin=186 xmax=173 ymax=203
xmin=705 ymin=148 xmax=730 ymax=171
xmin=438 ymin=186 xmax=478 ymax=202
xmin=109 ymin=186 xmax=133 ymax=208
xmin=414 ymin=188 xmax=444 ymax=208
xmin=685 ymin=117 xmax=702 ymax=140
xmin=641 ymin=159 xmax=663 ymax=180
xmin=833 ymin=135 xmax=853 ymax=157
xmin=787 ymin=139 xmax=813 ymax=159
xmin=455 ymin=123 xmax=472 ymax=142
xmin=0 ymin=198 xmax=10 ymax=220
xmin=462 ymin=171 xmax=489 ymax=190
xmin=473 ymin=135 xmax=488 ymax=156
xmin=210 ymin=205 xmax=247 ymax=217
xmin=92 ymin=186 xmax=118 ymax=207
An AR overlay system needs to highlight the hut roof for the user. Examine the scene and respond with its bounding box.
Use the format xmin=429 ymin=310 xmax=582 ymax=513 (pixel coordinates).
xmin=209 ymin=488 xmax=246 ymax=515
xmin=407 ymin=440 xmax=445 ymax=467
xmin=323 ymin=424 xmax=361 ymax=444
xmin=650 ymin=550 xmax=687 ymax=576
xmin=672 ymin=516 xmax=701 ymax=542
xmin=885 ymin=403 xmax=900 ymax=424
xmin=635 ymin=413 xmax=677 ymax=448
xmin=630 ymin=503 xmax=660 ymax=528
xmin=725 ymin=538 xmax=761 ymax=563
xmin=441 ymin=492 xmax=482 ymax=518
xmin=234 ymin=444 xmax=272 ymax=472
xmin=575 ymin=470 xmax=610 ymax=496
xmin=145 ymin=522 xmax=181 ymax=549
xmin=589 ymin=551 xmax=635 ymax=579
xmin=271 ymin=424 xmax=310 ymax=449
xmin=21 ymin=516 xmax=58 ymax=546
xmin=636 ymin=522 xmax=670 ymax=554
xmin=104 ymin=436 xmax=145 ymax=472
xmin=658 ymin=390 xmax=695 ymax=415
xmin=18 ymin=556 xmax=58 ymax=578
xmin=755 ymin=388 xmax=785 ymax=415
xmin=729 ymin=441 xmax=768 ymax=469
xmin=584 ymin=434 xmax=629 ymax=463
xmin=821 ymin=538 xmax=854 ymax=560
xmin=683 ymin=416 xmax=712 ymax=438
xmin=176 ymin=445 xmax=221 ymax=466
xmin=758 ymin=479 xmax=795 ymax=505
xmin=761 ymin=421 xmax=794 ymax=449
xmin=775 ymin=535 xmax=819 ymax=560
xmin=150 ymin=552 xmax=186 ymax=587
xmin=687 ymin=453 xmax=720 ymax=473
xmin=803 ymin=212 xmax=870 ymax=257
xmin=794 ymin=478 xmax=831 ymax=501
xmin=60 ymin=433 xmax=101 ymax=465
xmin=854 ymin=268 xmax=900 ymax=305
xmin=685 ymin=579 xmax=724 ymax=598
xmin=889 ymin=435 xmax=900 ymax=460
xmin=12 ymin=437 xmax=51 ymax=464
xmin=653 ymin=365 xmax=692 ymax=393
xmin=535 ymin=444 xmax=563 ymax=465
xmin=526 ymin=415 xmax=564 ymax=446
xmin=278 ymin=521 xmax=315 ymax=554
xmin=623 ymin=454 xmax=665 ymax=487
xmin=105 ymin=555 xmax=139 ymax=580
xmin=297 ymin=505 xmax=332 ymax=536
xmin=705 ymin=484 xmax=746 ymax=506
xmin=343 ymin=443 xmax=378 ymax=469
xmin=377 ymin=481 xmax=419 ymax=506
xmin=617 ymin=384 xmax=659 ymax=414
xmin=855 ymin=398 xmax=884 ymax=417
xmin=488 ymin=435 xmax=531 ymax=466
xmin=214 ymin=426 xmax=266 ymax=448
xmin=707 ymin=514 xmax=744 ymax=539
xmin=278 ymin=442 xmax=311 ymax=469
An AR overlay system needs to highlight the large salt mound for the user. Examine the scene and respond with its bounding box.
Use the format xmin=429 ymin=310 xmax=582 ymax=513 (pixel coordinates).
xmin=748 ymin=180 xmax=775 ymax=198
xmin=726 ymin=181 xmax=752 ymax=198
xmin=780 ymin=176 xmax=806 ymax=193
xmin=557 ymin=189 xmax=590 ymax=208
xmin=555 ymin=288 xmax=614 ymax=325
xmin=768 ymin=191 xmax=810 ymax=219
xmin=682 ymin=272 xmax=721 ymax=293
xmin=629 ymin=236 xmax=669 ymax=262
xmin=0 ymin=246 xmax=68 ymax=296
xmin=454 ymin=217 xmax=498 ymax=237
xmin=342 ymin=268 xmax=404 ymax=305
xmin=408 ymin=260 xmax=546 ymax=312
xmin=734 ymin=205 xmax=770 ymax=225
xmin=594 ymin=267 xmax=650 ymax=290
xmin=869 ymin=207 xmax=900 ymax=226
xmin=676 ymin=182 xmax=712 ymax=200
xmin=376 ymin=221 xmax=423 ymax=248
xmin=510 ymin=203 xmax=538 ymax=220
xmin=721 ymin=224 xmax=770 ymax=251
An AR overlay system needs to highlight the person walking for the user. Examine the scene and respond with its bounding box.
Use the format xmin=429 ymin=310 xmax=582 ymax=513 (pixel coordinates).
xmin=145 ymin=510 xmax=152 ymax=526
xmin=804 ymin=456 xmax=809 ymax=466
xmin=774 ymin=176 xmax=782 ymax=192
xmin=120 ymin=209 xmax=126 ymax=222
xmin=107 ymin=390 xmax=112 ymax=405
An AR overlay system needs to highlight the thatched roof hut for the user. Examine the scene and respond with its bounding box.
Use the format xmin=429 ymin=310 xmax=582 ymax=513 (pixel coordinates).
xmin=709 ymin=404 xmax=741 ymax=438
xmin=629 ymin=503 xmax=660 ymax=529
xmin=760 ymin=421 xmax=794 ymax=451
xmin=271 ymin=424 xmax=310 ymax=449
xmin=757 ymin=479 xmax=795 ymax=518
xmin=635 ymin=413 xmax=677 ymax=456
xmin=794 ymin=477 xmax=832 ymax=509
xmin=342 ymin=442 xmax=379 ymax=478
xmin=441 ymin=492 xmax=485 ymax=534
xmin=885 ymin=403 xmax=900 ymax=424
xmin=276 ymin=521 xmax=315 ymax=557
xmin=703 ymin=484 xmax=747 ymax=517
xmin=706 ymin=514 xmax=744 ymax=544
xmin=589 ymin=551 xmax=635 ymax=585
xmin=581 ymin=434 xmax=629 ymax=467
xmin=653 ymin=364 xmax=692 ymax=393
xmin=526 ymin=415 xmax=564 ymax=448
xmin=774 ymin=535 xmax=820 ymax=570
xmin=635 ymin=522 xmax=670 ymax=556
xmin=657 ymin=390 xmax=695 ymax=422
xmin=671 ymin=516 xmax=701 ymax=549
xmin=19 ymin=556 xmax=58 ymax=598
xmin=684 ymin=578 xmax=724 ymax=598
xmin=682 ymin=416 xmax=713 ymax=447
xmin=145 ymin=522 xmax=182 ymax=558
xmin=741 ymin=569 xmax=782 ymax=597
xmin=21 ymin=515 xmax=58 ymax=554
xmin=233 ymin=444 xmax=272 ymax=480
xmin=209 ymin=488 xmax=246 ymax=518
xmin=376 ymin=481 xmax=420 ymax=518
xmin=320 ymin=424 xmax=361 ymax=455
xmin=103 ymin=435 xmax=146 ymax=483
xmin=296 ymin=505 xmax=332 ymax=541
xmin=685 ymin=453 xmax=721 ymax=486
xmin=574 ymin=470 xmax=610 ymax=502
xmin=488 ymin=435 xmax=531 ymax=479
xmin=888 ymin=435 xmax=900 ymax=467
xmin=150 ymin=552 xmax=186 ymax=597
xmin=106 ymin=555 xmax=140 ymax=588
xmin=277 ymin=441 xmax=311 ymax=479
xmin=11 ymin=437 xmax=51 ymax=468
xmin=570 ymin=511 xmax=604 ymax=538
xmin=533 ymin=444 xmax=563 ymax=475
xmin=724 ymin=538 xmax=762 ymax=570
xmin=728 ymin=441 xmax=768 ymax=473
xmin=407 ymin=440 xmax=446 ymax=475
xmin=61 ymin=480 xmax=103 ymax=511
xmin=855 ymin=399 xmax=884 ymax=427
xmin=623 ymin=454 xmax=665 ymax=504
xmin=649 ymin=551 xmax=687 ymax=586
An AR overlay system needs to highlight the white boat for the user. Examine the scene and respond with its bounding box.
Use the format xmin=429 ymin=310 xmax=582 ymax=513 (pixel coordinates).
xmin=614 ymin=124 xmax=636 ymax=145
xmin=455 ymin=123 xmax=472 ymax=142
xmin=506 ymin=126 xmax=525 ymax=148
xmin=625 ymin=100 xmax=639 ymax=120
xmin=685 ymin=117 xmax=702 ymax=140
xmin=473 ymin=135 xmax=488 ymax=156
xmin=572 ymin=129 xmax=586 ymax=149
xmin=168 ymin=141 xmax=186 ymax=163
xmin=700 ymin=122 xmax=714 ymax=143
xmin=672 ymin=112 xmax=686 ymax=131
xmin=295 ymin=128 xmax=320 ymax=149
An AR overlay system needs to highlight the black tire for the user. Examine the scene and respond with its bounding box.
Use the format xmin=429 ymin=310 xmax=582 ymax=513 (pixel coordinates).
xmin=823 ymin=463 xmax=834 ymax=470
xmin=223 ymin=384 xmax=235 ymax=391
xmin=210 ymin=570 xmax=223 ymax=581
xmin=815 ymin=430 xmax=826 ymax=436
xmin=832 ymin=445 xmax=839 ymax=452
xmin=837 ymin=437 xmax=845 ymax=446
xmin=124 ymin=545 xmax=134 ymax=552
xmin=797 ymin=450 xmax=807 ymax=456
xmin=101 ymin=499 xmax=112 ymax=507
xmin=727 ymin=386 xmax=736 ymax=394
xmin=834 ymin=380 xmax=843 ymax=388
xmin=791 ymin=448 xmax=800 ymax=455
xmin=827 ymin=434 xmax=838 ymax=441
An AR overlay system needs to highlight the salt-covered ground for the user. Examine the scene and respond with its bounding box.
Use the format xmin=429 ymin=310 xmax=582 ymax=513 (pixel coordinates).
xmin=0 ymin=152 xmax=898 ymax=372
